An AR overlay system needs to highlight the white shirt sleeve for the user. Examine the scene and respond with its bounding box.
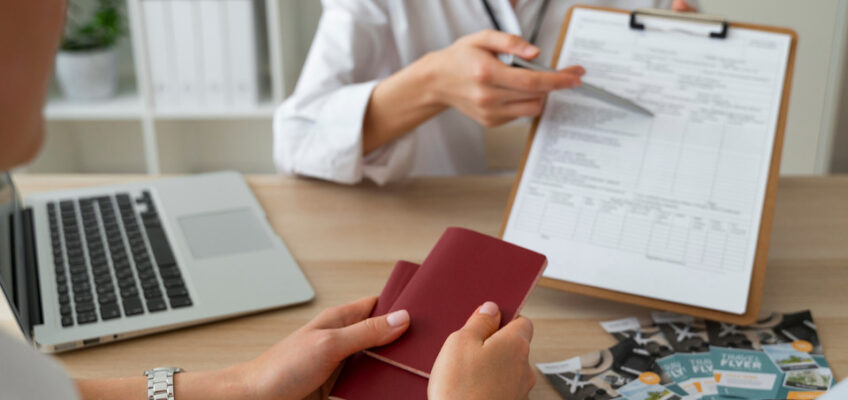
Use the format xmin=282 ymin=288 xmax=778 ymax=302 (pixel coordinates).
xmin=820 ymin=379 xmax=848 ymax=399
xmin=0 ymin=332 xmax=80 ymax=399
xmin=273 ymin=0 xmax=414 ymax=185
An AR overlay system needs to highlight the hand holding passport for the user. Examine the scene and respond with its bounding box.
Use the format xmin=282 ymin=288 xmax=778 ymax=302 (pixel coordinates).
xmin=330 ymin=227 xmax=547 ymax=399
xmin=429 ymin=302 xmax=538 ymax=400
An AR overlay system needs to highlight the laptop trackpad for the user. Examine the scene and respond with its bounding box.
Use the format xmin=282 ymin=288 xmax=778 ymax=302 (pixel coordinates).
xmin=178 ymin=209 xmax=273 ymax=259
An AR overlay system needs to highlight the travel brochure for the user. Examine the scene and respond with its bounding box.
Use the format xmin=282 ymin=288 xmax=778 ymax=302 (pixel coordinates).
xmin=706 ymin=310 xmax=832 ymax=399
xmin=538 ymin=310 xmax=835 ymax=400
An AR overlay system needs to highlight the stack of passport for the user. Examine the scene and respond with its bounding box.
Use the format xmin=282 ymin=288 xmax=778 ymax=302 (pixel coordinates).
xmin=538 ymin=311 xmax=835 ymax=400
xmin=329 ymin=227 xmax=547 ymax=400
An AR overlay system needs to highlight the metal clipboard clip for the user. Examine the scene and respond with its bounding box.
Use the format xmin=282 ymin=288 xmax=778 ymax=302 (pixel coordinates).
xmin=629 ymin=8 xmax=729 ymax=39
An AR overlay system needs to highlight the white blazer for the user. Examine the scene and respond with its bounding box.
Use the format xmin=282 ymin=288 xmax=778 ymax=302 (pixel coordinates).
xmin=273 ymin=0 xmax=675 ymax=185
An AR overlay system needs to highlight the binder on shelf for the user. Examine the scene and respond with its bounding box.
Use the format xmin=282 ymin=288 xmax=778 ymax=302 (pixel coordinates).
xmin=225 ymin=0 xmax=260 ymax=108
xmin=198 ymin=0 xmax=230 ymax=108
xmin=500 ymin=6 xmax=797 ymax=325
xmin=142 ymin=0 xmax=179 ymax=109
xmin=142 ymin=0 xmax=262 ymax=112
xmin=170 ymin=0 xmax=204 ymax=108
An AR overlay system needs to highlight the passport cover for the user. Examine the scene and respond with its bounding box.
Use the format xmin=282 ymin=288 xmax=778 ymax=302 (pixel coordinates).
xmin=330 ymin=227 xmax=547 ymax=399
xmin=329 ymin=260 xmax=426 ymax=400
xmin=329 ymin=353 xmax=428 ymax=400
xmin=371 ymin=260 xmax=420 ymax=317
xmin=366 ymin=227 xmax=547 ymax=377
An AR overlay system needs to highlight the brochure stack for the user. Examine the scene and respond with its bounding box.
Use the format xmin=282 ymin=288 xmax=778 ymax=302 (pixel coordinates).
xmin=538 ymin=311 xmax=834 ymax=400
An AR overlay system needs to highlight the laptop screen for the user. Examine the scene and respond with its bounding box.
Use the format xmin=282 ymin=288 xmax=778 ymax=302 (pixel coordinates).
xmin=0 ymin=173 xmax=26 ymax=334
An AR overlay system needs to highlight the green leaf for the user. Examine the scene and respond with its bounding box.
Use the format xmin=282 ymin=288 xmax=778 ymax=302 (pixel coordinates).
xmin=60 ymin=0 xmax=124 ymax=50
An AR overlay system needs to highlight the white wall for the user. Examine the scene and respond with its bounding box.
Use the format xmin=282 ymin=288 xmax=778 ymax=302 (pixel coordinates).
xmin=284 ymin=1 xmax=848 ymax=175
xmin=27 ymin=0 xmax=848 ymax=175
xmin=698 ymin=0 xmax=848 ymax=174
xmin=278 ymin=0 xmax=322 ymax=96
xmin=830 ymin=16 xmax=848 ymax=173
xmin=175 ymin=0 xmax=848 ymax=175
xmin=27 ymin=121 xmax=148 ymax=174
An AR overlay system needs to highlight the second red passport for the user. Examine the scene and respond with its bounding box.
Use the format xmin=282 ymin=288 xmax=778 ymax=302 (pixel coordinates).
xmin=329 ymin=260 xmax=426 ymax=400
xmin=366 ymin=227 xmax=547 ymax=377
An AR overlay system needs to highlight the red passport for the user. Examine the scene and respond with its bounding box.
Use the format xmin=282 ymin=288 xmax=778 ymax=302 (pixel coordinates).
xmin=367 ymin=227 xmax=547 ymax=377
xmin=371 ymin=260 xmax=420 ymax=317
xmin=329 ymin=227 xmax=547 ymax=399
xmin=330 ymin=353 xmax=428 ymax=400
xmin=330 ymin=261 xmax=426 ymax=400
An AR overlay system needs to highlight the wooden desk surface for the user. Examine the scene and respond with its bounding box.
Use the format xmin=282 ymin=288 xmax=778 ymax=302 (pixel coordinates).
xmin=2 ymin=174 xmax=847 ymax=398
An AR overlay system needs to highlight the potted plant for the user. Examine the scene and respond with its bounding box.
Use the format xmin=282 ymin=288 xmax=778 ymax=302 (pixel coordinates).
xmin=55 ymin=0 xmax=124 ymax=100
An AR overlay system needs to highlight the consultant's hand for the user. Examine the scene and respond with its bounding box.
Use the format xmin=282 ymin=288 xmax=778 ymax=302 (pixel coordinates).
xmin=235 ymin=296 xmax=410 ymax=400
xmin=671 ymin=0 xmax=697 ymax=12
xmin=423 ymin=29 xmax=584 ymax=127
xmin=428 ymin=301 xmax=536 ymax=400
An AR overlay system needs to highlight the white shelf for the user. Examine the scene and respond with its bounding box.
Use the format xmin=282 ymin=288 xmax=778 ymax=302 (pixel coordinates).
xmin=42 ymin=88 xmax=278 ymax=122
xmin=36 ymin=0 xmax=305 ymax=175
xmin=153 ymin=100 xmax=277 ymax=120
xmin=44 ymin=83 xmax=144 ymax=121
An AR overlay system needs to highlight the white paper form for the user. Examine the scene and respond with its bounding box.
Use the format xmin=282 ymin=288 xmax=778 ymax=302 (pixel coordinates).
xmin=503 ymin=8 xmax=791 ymax=314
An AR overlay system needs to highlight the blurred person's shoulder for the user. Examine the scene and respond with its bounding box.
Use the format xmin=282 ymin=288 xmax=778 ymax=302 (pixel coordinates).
xmin=0 ymin=332 xmax=79 ymax=399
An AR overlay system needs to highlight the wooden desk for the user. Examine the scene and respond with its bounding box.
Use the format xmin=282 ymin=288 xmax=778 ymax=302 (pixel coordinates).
xmin=2 ymin=174 xmax=847 ymax=398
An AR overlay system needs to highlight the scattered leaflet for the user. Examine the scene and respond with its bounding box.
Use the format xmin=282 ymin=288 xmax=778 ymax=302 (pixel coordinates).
xmin=538 ymin=310 xmax=835 ymax=400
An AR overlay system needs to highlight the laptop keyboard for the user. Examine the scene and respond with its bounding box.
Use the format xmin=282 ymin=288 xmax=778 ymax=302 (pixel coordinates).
xmin=47 ymin=191 xmax=192 ymax=327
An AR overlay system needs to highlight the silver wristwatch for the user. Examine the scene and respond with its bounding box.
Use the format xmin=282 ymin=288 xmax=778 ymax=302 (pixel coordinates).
xmin=143 ymin=367 xmax=183 ymax=400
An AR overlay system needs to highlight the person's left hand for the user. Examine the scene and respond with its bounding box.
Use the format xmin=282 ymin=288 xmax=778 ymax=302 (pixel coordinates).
xmin=671 ymin=0 xmax=697 ymax=12
xmin=232 ymin=296 xmax=410 ymax=400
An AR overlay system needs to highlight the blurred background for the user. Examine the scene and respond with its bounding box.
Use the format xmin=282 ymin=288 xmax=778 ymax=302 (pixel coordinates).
xmin=18 ymin=0 xmax=848 ymax=176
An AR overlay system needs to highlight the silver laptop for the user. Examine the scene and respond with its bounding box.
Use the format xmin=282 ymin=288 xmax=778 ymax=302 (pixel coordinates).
xmin=0 ymin=171 xmax=314 ymax=352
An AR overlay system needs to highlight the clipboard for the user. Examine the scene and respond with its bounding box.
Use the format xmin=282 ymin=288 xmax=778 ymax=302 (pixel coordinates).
xmin=500 ymin=5 xmax=797 ymax=325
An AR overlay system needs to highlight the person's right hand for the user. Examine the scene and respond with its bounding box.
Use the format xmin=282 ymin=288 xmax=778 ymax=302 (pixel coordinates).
xmin=422 ymin=29 xmax=584 ymax=127
xmin=428 ymin=301 xmax=536 ymax=400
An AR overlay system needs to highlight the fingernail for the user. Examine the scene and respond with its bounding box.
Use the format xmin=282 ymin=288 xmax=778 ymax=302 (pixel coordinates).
xmin=386 ymin=310 xmax=410 ymax=327
xmin=479 ymin=301 xmax=499 ymax=316
xmin=522 ymin=45 xmax=539 ymax=58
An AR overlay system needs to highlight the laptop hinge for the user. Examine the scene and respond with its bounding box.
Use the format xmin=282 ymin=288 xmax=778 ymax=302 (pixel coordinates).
xmin=21 ymin=208 xmax=44 ymax=328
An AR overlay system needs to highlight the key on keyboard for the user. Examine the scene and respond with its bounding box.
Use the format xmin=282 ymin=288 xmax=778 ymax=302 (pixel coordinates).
xmin=48 ymin=191 xmax=192 ymax=328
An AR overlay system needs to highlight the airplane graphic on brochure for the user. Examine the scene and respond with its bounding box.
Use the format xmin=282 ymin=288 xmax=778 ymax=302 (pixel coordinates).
xmin=718 ymin=323 xmax=744 ymax=338
xmin=555 ymin=372 xmax=588 ymax=394
xmin=670 ymin=324 xmax=701 ymax=343
xmin=618 ymin=330 xmax=655 ymax=347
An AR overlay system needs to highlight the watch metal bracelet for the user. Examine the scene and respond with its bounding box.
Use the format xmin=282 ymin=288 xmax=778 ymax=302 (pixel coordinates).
xmin=144 ymin=367 xmax=183 ymax=400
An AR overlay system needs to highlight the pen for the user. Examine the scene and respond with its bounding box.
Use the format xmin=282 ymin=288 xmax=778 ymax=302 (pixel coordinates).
xmin=502 ymin=54 xmax=654 ymax=117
